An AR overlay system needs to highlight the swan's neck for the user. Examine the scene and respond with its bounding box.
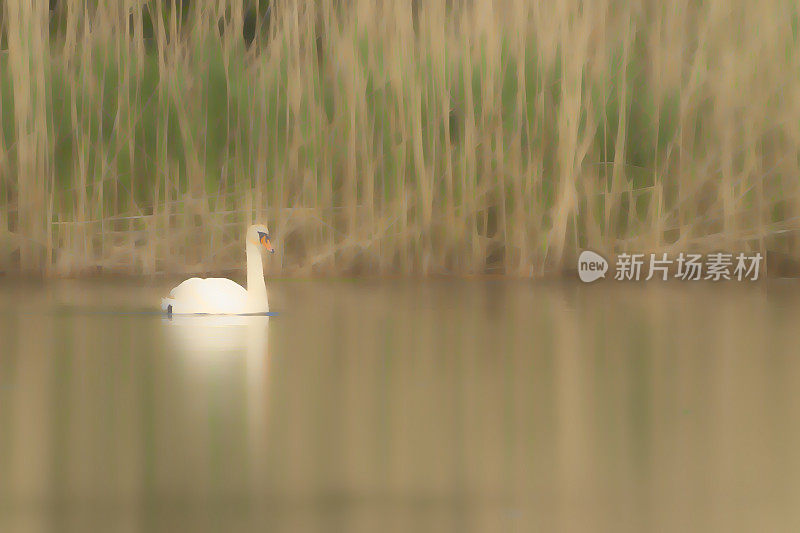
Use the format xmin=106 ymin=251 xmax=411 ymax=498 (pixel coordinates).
xmin=246 ymin=242 xmax=267 ymax=307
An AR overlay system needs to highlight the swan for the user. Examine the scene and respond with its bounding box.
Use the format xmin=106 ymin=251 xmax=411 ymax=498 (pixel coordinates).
xmin=161 ymin=224 xmax=274 ymax=315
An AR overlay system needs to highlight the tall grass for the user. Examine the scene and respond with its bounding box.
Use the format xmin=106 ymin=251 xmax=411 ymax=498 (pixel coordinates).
xmin=1 ymin=0 xmax=799 ymax=276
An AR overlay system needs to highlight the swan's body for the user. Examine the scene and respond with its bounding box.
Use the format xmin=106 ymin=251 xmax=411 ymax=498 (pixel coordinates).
xmin=161 ymin=224 xmax=274 ymax=315
xmin=162 ymin=277 xmax=256 ymax=314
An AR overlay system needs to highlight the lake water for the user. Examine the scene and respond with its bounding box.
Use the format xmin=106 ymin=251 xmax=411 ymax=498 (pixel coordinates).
xmin=1 ymin=280 xmax=799 ymax=532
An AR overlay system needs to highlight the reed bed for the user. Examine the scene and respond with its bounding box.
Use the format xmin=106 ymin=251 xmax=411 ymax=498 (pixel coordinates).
xmin=1 ymin=0 xmax=799 ymax=276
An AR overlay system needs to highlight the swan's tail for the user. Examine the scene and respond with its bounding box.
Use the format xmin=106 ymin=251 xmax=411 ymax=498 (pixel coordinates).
xmin=161 ymin=297 xmax=174 ymax=315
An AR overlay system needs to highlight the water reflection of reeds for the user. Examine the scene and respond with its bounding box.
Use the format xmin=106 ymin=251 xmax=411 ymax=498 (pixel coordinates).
xmin=0 ymin=282 xmax=799 ymax=531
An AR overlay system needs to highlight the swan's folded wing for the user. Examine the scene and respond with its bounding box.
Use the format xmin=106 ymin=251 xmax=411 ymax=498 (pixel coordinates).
xmin=168 ymin=277 xmax=248 ymax=314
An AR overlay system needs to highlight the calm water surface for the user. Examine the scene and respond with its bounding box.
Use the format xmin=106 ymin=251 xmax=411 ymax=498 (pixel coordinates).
xmin=1 ymin=280 xmax=799 ymax=532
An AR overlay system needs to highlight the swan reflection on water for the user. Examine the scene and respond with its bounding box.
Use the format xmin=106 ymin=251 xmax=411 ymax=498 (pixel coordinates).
xmin=161 ymin=313 xmax=271 ymax=357
xmin=160 ymin=313 xmax=272 ymax=489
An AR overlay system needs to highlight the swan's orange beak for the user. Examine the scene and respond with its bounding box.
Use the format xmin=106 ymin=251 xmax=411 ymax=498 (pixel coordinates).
xmin=260 ymin=234 xmax=275 ymax=253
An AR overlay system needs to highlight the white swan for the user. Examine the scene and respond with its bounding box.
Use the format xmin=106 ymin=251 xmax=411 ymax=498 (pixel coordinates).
xmin=161 ymin=224 xmax=274 ymax=314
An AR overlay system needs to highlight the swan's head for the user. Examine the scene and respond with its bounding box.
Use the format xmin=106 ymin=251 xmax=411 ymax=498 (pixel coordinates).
xmin=247 ymin=224 xmax=275 ymax=254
